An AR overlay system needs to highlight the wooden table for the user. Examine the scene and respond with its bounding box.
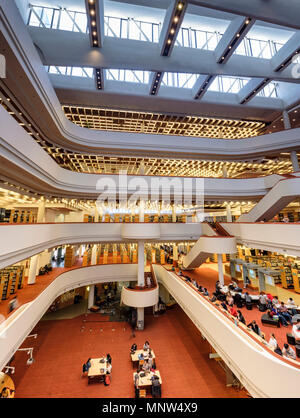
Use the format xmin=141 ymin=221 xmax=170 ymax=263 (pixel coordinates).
xmin=88 ymin=358 xmax=108 ymax=384
xmin=133 ymin=370 xmax=162 ymax=390
xmin=131 ymin=349 xmax=156 ymax=363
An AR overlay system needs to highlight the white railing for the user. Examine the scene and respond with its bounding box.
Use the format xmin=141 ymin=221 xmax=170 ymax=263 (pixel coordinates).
xmin=154 ymin=265 xmax=300 ymax=398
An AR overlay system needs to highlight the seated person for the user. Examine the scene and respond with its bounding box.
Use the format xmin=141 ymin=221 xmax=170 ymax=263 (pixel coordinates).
xmin=258 ymin=292 xmax=268 ymax=310
xmin=203 ymin=288 xmax=209 ymax=296
xmin=277 ymin=302 xmax=293 ymax=325
xmin=130 ymin=343 xmax=137 ymax=354
xmin=106 ymin=353 xmax=112 ymax=364
xmin=247 ymin=320 xmax=262 ymax=336
xmin=228 ymin=280 xmax=238 ymax=291
xmin=226 ymin=293 xmax=234 ymax=307
xmin=142 ymin=359 xmax=151 ymax=372
xmin=268 ymin=333 xmax=278 ymax=350
xmin=192 ymin=279 xmax=198 ymax=288
xmin=143 ymin=341 xmax=150 ymax=351
xmin=221 ymin=301 xmax=228 ymax=311
xmin=237 ymin=310 xmax=246 ymax=324
xmin=106 ymin=363 xmax=112 ymax=374
xmin=271 ymin=307 xmax=289 ymax=327
xmin=292 ymin=319 xmax=300 ymax=341
xmin=287 ymin=297 xmax=298 ymax=316
xmin=229 ymin=306 xmax=238 ymax=317
xmin=283 ymin=343 xmax=296 ymax=360
xmin=234 ymin=292 xmax=244 ymax=307
xmin=274 ymin=345 xmax=283 ymax=356
xmin=244 ymin=292 xmax=252 ymax=304
xmin=272 ymin=296 xmax=279 ymax=307
xmin=138 ymin=352 xmax=144 ymax=361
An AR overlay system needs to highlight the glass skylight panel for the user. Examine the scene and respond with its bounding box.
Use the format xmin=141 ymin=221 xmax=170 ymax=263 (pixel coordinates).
xmin=161 ymin=73 xmax=198 ymax=89
xmin=46 ymin=66 xmax=93 ymax=78
xmin=257 ymin=82 xmax=279 ymax=98
xmin=28 ymin=5 xmax=88 ymax=33
xmin=176 ymin=27 xmax=222 ymax=50
xmin=106 ymin=69 xmax=150 ymax=84
xmin=104 ymin=16 xmax=160 ymax=42
xmin=208 ymin=76 xmax=250 ymax=93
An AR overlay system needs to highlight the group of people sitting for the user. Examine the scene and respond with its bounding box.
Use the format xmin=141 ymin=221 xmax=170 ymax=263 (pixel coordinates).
xmin=131 ymin=341 xmax=161 ymax=398
xmin=178 ymin=271 xmax=210 ymax=296
xmin=82 ymin=353 xmax=112 ymax=385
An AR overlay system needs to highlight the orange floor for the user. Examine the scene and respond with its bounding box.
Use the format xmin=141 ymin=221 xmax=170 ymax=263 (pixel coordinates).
xmin=11 ymin=305 xmax=248 ymax=398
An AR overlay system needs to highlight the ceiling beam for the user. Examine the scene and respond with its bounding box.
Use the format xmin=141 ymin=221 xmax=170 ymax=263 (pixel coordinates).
xmin=193 ymin=75 xmax=215 ymax=100
xmin=215 ymin=16 xmax=255 ymax=64
xmin=149 ymin=71 xmax=164 ymax=95
xmin=159 ymin=0 xmax=187 ymax=56
xmin=29 ymin=27 xmax=300 ymax=84
xmin=188 ymin=0 xmax=300 ymax=31
xmin=271 ymin=32 xmax=300 ymax=72
xmin=85 ymin=0 xmax=104 ymax=48
xmin=238 ymin=78 xmax=270 ymax=104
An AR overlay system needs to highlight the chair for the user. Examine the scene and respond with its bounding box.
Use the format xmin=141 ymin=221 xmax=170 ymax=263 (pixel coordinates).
xmin=261 ymin=313 xmax=280 ymax=328
xmin=295 ymin=345 xmax=300 ymax=358
xmin=139 ymin=389 xmax=146 ymax=398
xmin=246 ymin=302 xmax=252 ymax=310
xmin=287 ymin=333 xmax=296 ymax=346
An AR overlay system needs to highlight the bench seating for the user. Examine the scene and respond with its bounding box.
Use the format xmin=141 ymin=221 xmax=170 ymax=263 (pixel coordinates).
xmin=261 ymin=313 xmax=280 ymax=328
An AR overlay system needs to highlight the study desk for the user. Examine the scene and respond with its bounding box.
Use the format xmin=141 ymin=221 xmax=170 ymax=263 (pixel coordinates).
xmin=88 ymin=358 xmax=108 ymax=384
xmin=133 ymin=370 xmax=162 ymax=389
xmin=131 ymin=349 xmax=156 ymax=363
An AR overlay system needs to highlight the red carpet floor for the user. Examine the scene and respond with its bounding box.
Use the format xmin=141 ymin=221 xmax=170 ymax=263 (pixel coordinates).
xmin=11 ymin=306 xmax=247 ymax=398
xmin=185 ymin=265 xmax=294 ymax=354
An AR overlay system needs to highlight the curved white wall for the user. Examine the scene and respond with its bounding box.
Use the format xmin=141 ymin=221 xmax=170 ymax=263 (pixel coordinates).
xmin=0 ymin=222 xmax=202 ymax=269
xmin=153 ymin=265 xmax=300 ymax=398
xmin=0 ymin=264 xmax=138 ymax=372
xmin=121 ymin=286 xmax=159 ymax=308
xmin=221 ymin=222 xmax=300 ymax=257
xmin=121 ymin=223 xmax=161 ymax=240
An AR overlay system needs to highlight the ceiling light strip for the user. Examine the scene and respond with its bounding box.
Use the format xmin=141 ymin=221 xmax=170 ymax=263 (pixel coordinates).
xmin=240 ymin=78 xmax=271 ymax=104
xmin=161 ymin=1 xmax=187 ymax=57
xmin=194 ymin=75 xmax=215 ymax=100
xmin=150 ymin=71 xmax=163 ymax=96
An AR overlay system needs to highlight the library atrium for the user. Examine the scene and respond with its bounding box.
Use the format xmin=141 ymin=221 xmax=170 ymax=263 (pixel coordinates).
xmin=1 ymin=0 xmax=300 ymax=399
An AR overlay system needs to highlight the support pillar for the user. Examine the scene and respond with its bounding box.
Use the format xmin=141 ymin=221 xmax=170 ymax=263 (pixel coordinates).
xmin=137 ymin=307 xmax=144 ymax=330
xmin=172 ymin=205 xmax=176 ymax=223
xmin=173 ymin=244 xmax=178 ymax=265
xmin=28 ymin=254 xmax=39 ymax=285
xmin=139 ymin=199 xmax=145 ymax=222
xmin=138 ymin=240 xmax=145 ymax=286
xmin=88 ymin=285 xmax=95 ymax=309
xmin=217 ymin=254 xmax=224 ymax=286
xmin=291 ymin=150 xmax=300 ymax=172
xmin=226 ymin=204 xmax=232 ymax=222
xmin=37 ymin=200 xmax=45 ymax=223
xmin=91 ymin=245 xmax=97 ymax=265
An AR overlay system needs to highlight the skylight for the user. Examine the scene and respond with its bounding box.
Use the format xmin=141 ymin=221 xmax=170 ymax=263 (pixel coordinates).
xmin=257 ymin=82 xmax=279 ymax=98
xmin=208 ymin=76 xmax=250 ymax=94
xmin=105 ymin=69 xmax=151 ymax=84
xmin=161 ymin=73 xmax=199 ymax=89
xmin=46 ymin=66 xmax=94 ymax=78
xmin=28 ymin=5 xmax=88 ymax=33
xmin=104 ymin=16 xmax=160 ymax=42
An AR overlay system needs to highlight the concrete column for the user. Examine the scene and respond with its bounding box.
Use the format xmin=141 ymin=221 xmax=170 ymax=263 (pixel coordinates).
xmin=173 ymin=244 xmax=178 ymax=261
xmin=226 ymin=204 xmax=233 ymax=222
xmin=172 ymin=205 xmax=176 ymax=223
xmin=137 ymin=307 xmax=144 ymax=330
xmin=283 ymin=110 xmax=291 ymax=130
xmin=37 ymin=200 xmax=45 ymax=223
xmin=88 ymin=285 xmax=95 ymax=309
xmin=28 ymin=254 xmax=39 ymax=285
xmin=91 ymin=245 xmax=97 ymax=265
xmin=217 ymin=254 xmax=224 ymax=286
xmin=139 ymin=199 xmax=145 ymax=222
xmin=138 ymin=240 xmax=145 ymax=286
xmin=291 ymin=150 xmax=300 ymax=172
